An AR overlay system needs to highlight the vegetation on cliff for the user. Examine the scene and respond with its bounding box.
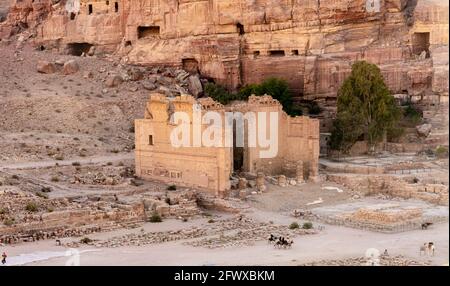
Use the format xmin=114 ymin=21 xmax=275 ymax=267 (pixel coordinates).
xmin=329 ymin=61 xmax=402 ymax=153
xmin=205 ymin=78 xmax=299 ymax=116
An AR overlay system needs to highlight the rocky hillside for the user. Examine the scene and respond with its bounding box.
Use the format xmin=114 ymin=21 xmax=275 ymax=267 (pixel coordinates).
xmin=0 ymin=0 xmax=448 ymax=104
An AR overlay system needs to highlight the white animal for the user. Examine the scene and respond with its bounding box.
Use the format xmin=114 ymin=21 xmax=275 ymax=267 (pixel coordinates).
xmin=322 ymin=186 xmax=344 ymax=193
xmin=420 ymin=242 xmax=436 ymax=256
xmin=428 ymin=242 xmax=436 ymax=256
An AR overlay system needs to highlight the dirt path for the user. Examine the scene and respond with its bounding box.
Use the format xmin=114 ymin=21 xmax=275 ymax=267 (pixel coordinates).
xmin=3 ymin=213 xmax=448 ymax=266
xmin=0 ymin=153 xmax=134 ymax=171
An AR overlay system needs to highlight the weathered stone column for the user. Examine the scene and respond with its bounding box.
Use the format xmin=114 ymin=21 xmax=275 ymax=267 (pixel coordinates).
xmin=278 ymin=175 xmax=287 ymax=187
xmin=296 ymin=161 xmax=304 ymax=184
xmin=239 ymin=189 xmax=248 ymax=200
xmin=309 ymin=159 xmax=319 ymax=182
xmin=238 ymin=178 xmax=248 ymax=190
xmin=256 ymin=172 xmax=266 ymax=192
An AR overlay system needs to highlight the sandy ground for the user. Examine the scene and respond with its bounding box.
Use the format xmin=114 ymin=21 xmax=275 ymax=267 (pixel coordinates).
xmin=1 ymin=211 xmax=448 ymax=266
xmin=0 ymin=153 xmax=133 ymax=171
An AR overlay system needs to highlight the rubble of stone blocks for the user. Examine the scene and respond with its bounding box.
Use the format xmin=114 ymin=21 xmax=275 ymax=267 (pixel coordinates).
xmin=229 ymin=169 xmax=311 ymax=199
xmin=310 ymin=205 xmax=448 ymax=234
xmin=0 ymin=187 xmax=146 ymax=244
xmin=69 ymin=216 xmax=317 ymax=249
xmin=301 ymin=256 xmax=430 ymax=266
xmin=341 ymin=207 xmax=423 ymax=225
xmin=142 ymin=190 xmax=201 ymax=219
xmin=70 ymin=166 xmax=134 ymax=186
xmin=195 ymin=192 xmax=246 ymax=213
xmin=326 ymin=174 xmax=449 ymax=206
xmin=185 ymin=222 xmax=316 ymax=249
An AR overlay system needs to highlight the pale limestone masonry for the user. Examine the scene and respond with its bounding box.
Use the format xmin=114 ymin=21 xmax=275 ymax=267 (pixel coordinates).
xmin=135 ymin=93 xmax=320 ymax=195
xmin=327 ymin=173 xmax=449 ymax=206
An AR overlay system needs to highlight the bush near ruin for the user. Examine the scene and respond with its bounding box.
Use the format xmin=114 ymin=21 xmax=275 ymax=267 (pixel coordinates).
xmin=167 ymin=185 xmax=177 ymax=191
xmin=204 ymin=83 xmax=234 ymax=105
xmin=435 ymin=146 xmax=449 ymax=158
xmin=330 ymin=61 xmax=402 ymax=154
xmin=302 ymin=222 xmax=314 ymax=230
xmin=149 ymin=213 xmax=162 ymax=223
xmin=289 ymin=222 xmax=300 ymax=229
xmin=205 ymin=78 xmax=298 ymax=116
xmin=238 ymin=78 xmax=296 ymax=116
xmin=25 ymin=202 xmax=39 ymax=212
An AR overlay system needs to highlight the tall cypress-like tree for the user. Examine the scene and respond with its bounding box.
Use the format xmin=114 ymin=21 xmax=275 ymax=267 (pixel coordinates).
xmin=330 ymin=61 xmax=402 ymax=153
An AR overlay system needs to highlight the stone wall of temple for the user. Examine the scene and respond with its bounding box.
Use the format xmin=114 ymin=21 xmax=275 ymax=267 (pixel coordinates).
xmin=135 ymin=93 xmax=320 ymax=194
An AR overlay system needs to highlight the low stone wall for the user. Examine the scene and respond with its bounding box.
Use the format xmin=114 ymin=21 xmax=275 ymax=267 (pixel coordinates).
xmin=326 ymin=174 xmax=449 ymax=206
xmin=196 ymin=193 xmax=244 ymax=213
xmin=346 ymin=208 xmax=423 ymax=224
xmin=0 ymin=193 xmax=206 ymax=245
xmin=0 ymin=203 xmax=145 ymax=244
xmin=308 ymin=213 xmax=448 ymax=233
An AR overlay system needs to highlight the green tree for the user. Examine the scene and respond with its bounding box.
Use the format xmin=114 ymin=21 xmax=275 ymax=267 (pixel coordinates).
xmin=330 ymin=61 xmax=402 ymax=153
xmin=204 ymin=83 xmax=234 ymax=105
xmin=205 ymin=78 xmax=299 ymax=116
xmin=239 ymin=78 xmax=298 ymax=116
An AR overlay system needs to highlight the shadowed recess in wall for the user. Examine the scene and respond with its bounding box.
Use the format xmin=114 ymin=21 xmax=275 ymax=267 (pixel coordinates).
xmin=66 ymin=42 xmax=93 ymax=56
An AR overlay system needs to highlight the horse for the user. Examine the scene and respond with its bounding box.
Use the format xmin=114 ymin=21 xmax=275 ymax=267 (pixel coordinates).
xmin=284 ymin=238 xmax=294 ymax=249
xmin=274 ymin=236 xmax=293 ymax=249
xmin=267 ymin=234 xmax=278 ymax=244
xmin=421 ymin=222 xmax=433 ymax=230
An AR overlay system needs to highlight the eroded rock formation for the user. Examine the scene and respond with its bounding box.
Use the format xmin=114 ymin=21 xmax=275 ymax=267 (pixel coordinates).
xmin=1 ymin=0 xmax=448 ymax=104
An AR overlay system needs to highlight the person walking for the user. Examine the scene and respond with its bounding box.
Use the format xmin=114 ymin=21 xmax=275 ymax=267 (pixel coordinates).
xmin=1 ymin=252 xmax=7 ymax=265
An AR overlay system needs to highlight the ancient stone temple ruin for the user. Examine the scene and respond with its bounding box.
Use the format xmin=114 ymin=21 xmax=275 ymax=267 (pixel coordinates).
xmin=135 ymin=94 xmax=320 ymax=195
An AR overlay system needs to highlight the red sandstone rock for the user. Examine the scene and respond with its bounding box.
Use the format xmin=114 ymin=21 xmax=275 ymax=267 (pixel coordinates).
xmin=36 ymin=60 xmax=56 ymax=74
xmin=62 ymin=60 xmax=79 ymax=75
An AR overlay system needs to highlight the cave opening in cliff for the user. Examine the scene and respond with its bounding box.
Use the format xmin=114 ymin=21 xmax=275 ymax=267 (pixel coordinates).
xmin=236 ymin=23 xmax=245 ymax=35
xmin=66 ymin=43 xmax=94 ymax=56
xmin=70 ymin=12 xmax=76 ymax=20
xmin=0 ymin=12 xmax=7 ymax=23
xmin=182 ymin=58 xmax=199 ymax=74
xmin=269 ymin=50 xmax=285 ymax=57
xmin=412 ymin=32 xmax=430 ymax=58
xmin=88 ymin=4 xmax=93 ymax=15
xmin=115 ymin=2 xmax=119 ymax=12
xmin=137 ymin=26 xmax=160 ymax=39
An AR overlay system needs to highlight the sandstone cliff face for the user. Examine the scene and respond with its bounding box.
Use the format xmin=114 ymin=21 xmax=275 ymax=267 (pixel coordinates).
xmin=0 ymin=0 xmax=11 ymax=20
xmin=1 ymin=0 xmax=448 ymax=103
xmin=0 ymin=0 xmax=53 ymax=37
